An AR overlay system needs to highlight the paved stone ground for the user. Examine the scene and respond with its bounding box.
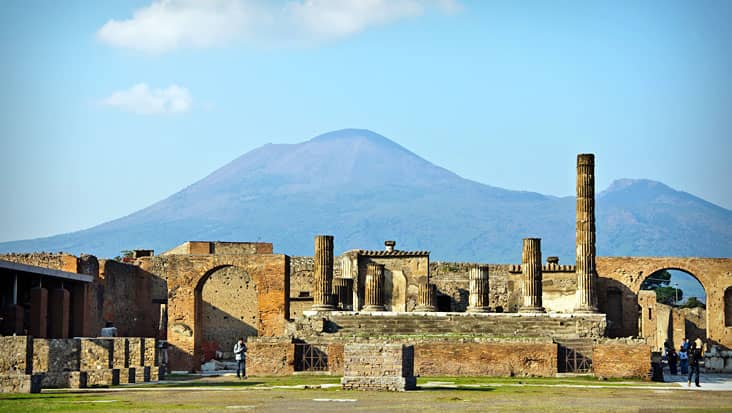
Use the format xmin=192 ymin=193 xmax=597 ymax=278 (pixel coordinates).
xmin=663 ymin=373 xmax=732 ymax=391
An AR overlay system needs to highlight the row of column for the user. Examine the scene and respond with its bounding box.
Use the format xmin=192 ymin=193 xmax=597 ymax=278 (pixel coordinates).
xmin=7 ymin=284 xmax=77 ymax=338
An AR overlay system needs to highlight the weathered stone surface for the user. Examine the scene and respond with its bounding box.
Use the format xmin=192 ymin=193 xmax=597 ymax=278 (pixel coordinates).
xmin=520 ymin=239 xmax=544 ymax=313
xmin=79 ymin=339 xmax=112 ymax=371
xmin=341 ymin=343 xmax=415 ymax=391
xmin=118 ymin=367 xmax=136 ymax=384
xmin=312 ymin=235 xmax=335 ymax=311
xmin=127 ymin=337 xmax=144 ymax=366
xmin=32 ymin=339 xmax=80 ymax=373
xmin=0 ymin=336 xmax=31 ymax=374
xmin=593 ymin=343 xmax=651 ymax=379
xmin=0 ymin=373 xmax=43 ymax=393
xmin=40 ymin=371 xmax=86 ymax=389
xmin=143 ymin=338 xmax=157 ymax=367
xmin=575 ymin=153 xmax=599 ymax=312
xmin=468 ymin=265 xmax=490 ymax=313
xmin=415 ymin=342 xmax=558 ymax=377
xmin=363 ymin=263 xmax=386 ymax=312
xmin=112 ymin=338 xmax=129 ymax=368
xmin=246 ymin=339 xmax=295 ymax=376
xmin=86 ymin=368 xmax=120 ymax=387
xmin=134 ymin=366 xmax=151 ymax=383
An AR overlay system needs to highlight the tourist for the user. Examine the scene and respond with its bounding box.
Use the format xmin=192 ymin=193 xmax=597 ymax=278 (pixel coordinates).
xmin=233 ymin=337 xmax=247 ymax=379
xmin=688 ymin=347 xmax=702 ymax=387
xmin=694 ymin=336 xmax=705 ymax=355
xmin=679 ymin=345 xmax=689 ymax=375
xmin=667 ymin=347 xmax=678 ymax=375
xmin=682 ymin=338 xmax=691 ymax=352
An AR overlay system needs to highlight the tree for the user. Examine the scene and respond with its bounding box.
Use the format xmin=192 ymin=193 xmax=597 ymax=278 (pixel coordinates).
xmin=640 ymin=270 xmax=683 ymax=306
xmin=680 ymin=296 xmax=706 ymax=309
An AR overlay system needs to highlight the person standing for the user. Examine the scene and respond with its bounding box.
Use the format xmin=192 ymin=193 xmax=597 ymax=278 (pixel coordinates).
xmin=668 ymin=348 xmax=678 ymax=375
xmin=233 ymin=337 xmax=247 ymax=380
xmin=688 ymin=346 xmax=702 ymax=387
xmin=679 ymin=345 xmax=689 ymax=375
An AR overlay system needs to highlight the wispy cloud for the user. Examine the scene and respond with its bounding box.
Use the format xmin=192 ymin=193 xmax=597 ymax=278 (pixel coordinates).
xmin=99 ymin=83 xmax=193 ymax=115
xmin=96 ymin=0 xmax=461 ymax=54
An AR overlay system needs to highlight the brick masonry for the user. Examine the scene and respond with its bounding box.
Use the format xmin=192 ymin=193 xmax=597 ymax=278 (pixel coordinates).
xmin=414 ymin=342 xmax=558 ymax=377
xmin=341 ymin=343 xmax=416 ymax=391
xmin=592 ymin=343 xmax=651 ymax=379
xmin=246 ymin=339 xmax=295 ymax=376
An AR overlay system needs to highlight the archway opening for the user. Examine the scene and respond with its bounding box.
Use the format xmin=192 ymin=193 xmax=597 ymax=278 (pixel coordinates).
xmin=195 ymin=266 xmax=258 ymax=363
xmin=638 ymin=269 xmax=706 ymax=352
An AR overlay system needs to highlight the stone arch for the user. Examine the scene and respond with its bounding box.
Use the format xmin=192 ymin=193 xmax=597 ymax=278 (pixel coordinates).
xmin=597 ymin=257 xmax=732 ymax=349
xmin=194 ymin=265 xmax=258 ymax=360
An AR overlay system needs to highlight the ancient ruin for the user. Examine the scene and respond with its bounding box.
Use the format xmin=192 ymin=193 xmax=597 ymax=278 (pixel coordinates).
xmin=2 ymin=153 xmax=731 ymax=392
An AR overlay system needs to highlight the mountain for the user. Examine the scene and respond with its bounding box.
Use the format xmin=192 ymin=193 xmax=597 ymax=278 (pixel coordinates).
xmin=1 ymin=129 xmax=730 ymax=262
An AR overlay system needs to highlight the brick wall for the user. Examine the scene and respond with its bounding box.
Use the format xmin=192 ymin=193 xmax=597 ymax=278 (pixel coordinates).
xmin=592 ymin=343 xmax=651 ymax=379
xmin=414 ymin=342 xmax=558 ymax=376
xmin=246 ymin=340 xmax=295 ymax=376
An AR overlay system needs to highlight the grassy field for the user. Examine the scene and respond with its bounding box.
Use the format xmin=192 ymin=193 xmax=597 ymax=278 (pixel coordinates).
xmin=1 ymin=375 xmax=730 ymax=412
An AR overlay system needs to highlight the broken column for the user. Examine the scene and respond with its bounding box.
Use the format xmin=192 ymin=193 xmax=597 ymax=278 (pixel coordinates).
xmin=363 ymin=263 xmax=386 ymax=312
xmin=414 ymin=281 xmax=437 ymax=312
xmin=332 ymin=277 xmax=354 ymax=311
xmin=30 ymin=286 xmax=48 ymax=338
xmin=312 ymin=235 xmax=336 ymax=311
xmin=467 ymin=264 xmax=490 ymax=313
xmin=520 ymin=238 xmax=545 ymax=313
xmin=575 ymin=153 xmax=599 ymax=313
xmin=49 ymin=287 xmax=71 ymax=338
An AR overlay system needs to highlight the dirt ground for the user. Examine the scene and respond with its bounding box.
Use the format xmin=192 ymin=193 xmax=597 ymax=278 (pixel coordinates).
xmin=2 ymin=376 xmax=732 ymax=412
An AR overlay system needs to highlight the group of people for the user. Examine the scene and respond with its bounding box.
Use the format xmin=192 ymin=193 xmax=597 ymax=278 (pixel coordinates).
xmin=665 ymin=337 xmax=704 ymax=387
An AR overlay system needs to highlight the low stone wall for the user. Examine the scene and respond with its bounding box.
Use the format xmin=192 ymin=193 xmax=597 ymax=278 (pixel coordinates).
xmin=41 ymin=371 xmax=86 ymax=389
xmin=414 ymin=342 xmax=558 ymax=377
xmin=80 ymin=339 xmax=113 ymax=371
xmin=592 ymin=343 xmax=651 ymax=379
xmin=33 ymin=339 xmax=80 ymax=372
xmin=341 ymin=343 xmax=416 ymax=391
xmin=0 ymin=374 xmax=42 ymax=393
xmin=246 ymin=339 xmax=295 ymax=376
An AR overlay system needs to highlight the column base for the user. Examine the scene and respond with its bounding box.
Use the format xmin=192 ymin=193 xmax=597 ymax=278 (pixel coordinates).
xmin=519 ymin=306 xmax=546 ymax=313
xmin=362 ymin=305 xmax=386 ymax=312
xmin=414 ymin=305 xmax=437 ymax=312
xmin=573 ymin=305 xmax=599 ymax=314
xmin=466 ymin=307 xmax=491 ymax=313
xmin=310 ymin=304 xmax=336 ymax=311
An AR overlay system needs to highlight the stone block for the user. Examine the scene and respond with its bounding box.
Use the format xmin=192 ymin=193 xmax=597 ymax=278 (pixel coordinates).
xmin=0 ymin=373 xmax=43 ymax=393
xmin=341 ymin=343 xmax=415 ymax=391
xmin=135 ymin=366 xmax=151 ymax=383
xmin=593 ymin=343 xmax=651 ymax=379
xmin=79 ymin=338 xmax=112 ymax=371
xmin=118 ymin=368 xmax=136 ymax=384
xmin=41 ymin=371 xmax=87 ymax=389
xmin=143 ymin=338 xmax=157 ymax=367
xmin=112 ymin=338 xmax=129 ymax=368
xmin=127 ymin=337 xmax=144 ymax=366
xmin=32 ymin=338 xmax=81 ymax=373
xmin=0 ymin=336 xmax=31 ymax=374
xmin=86 ymin=368 xmax=120 ymax=387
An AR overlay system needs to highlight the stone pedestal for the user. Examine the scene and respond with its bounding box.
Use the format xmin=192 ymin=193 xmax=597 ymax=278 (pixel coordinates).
xmin=332 ymin=277 xmax=354 ymax=311
xmin=415 ymin=282 xmax=437 ymax=312
xmin=467 ymin=265 xmax=490 ymax=313
xmin=49 ymin=288 xmax=70 ymax=338
xmin=341 ymin=344 xmax=416 ymax=391
xmin=519 ymin=238 xmax=545 ymax=313
xmin=363 ymin=263 xmax=386 ymax=312
xmin=30 ymin=287 xmax=48 ymax=338
xmin=312 ymin=235 xmax=336 ymax=311
xmin=575 ymin=154 xmax=599 ymax=312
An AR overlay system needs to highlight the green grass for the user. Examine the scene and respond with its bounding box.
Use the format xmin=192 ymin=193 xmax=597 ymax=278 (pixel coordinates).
xmin=0 ymin=393 xmax=197 ymax=412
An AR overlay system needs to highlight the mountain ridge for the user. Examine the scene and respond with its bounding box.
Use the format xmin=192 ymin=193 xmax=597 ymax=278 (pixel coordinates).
xmin=1 ymin=129 xmax=730 ymax=261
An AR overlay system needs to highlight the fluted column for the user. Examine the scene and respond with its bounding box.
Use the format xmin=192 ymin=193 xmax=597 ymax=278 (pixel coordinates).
xmin=363 ymin=263 xmax=386 ymax=312
xmin=467 ymin=265 xmax=490 ymax=313
xmin=312 ymin=235 xmax=336 ymax=311
xmin=520 ymin=238 xmax=545 ymax=313
xmin=575 ymin=154 xmax=599 ymax=312
xmin=415 ymin=281 xmax=437 ymax=312
xmin=332 ymin=277 xmax=354 ymax=311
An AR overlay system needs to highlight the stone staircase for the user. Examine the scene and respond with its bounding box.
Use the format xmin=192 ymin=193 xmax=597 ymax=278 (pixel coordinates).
xmin=321 ymin=313 xmax=598 ymax=340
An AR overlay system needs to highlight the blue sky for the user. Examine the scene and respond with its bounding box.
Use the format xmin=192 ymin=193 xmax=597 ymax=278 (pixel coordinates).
xmin=1 ymin=0 xmax=731 ymax=242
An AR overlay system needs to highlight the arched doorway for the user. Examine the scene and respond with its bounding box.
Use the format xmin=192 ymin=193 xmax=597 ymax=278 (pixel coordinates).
xmin=195 ymin=265 xmax=258 ymax=361
xmin=638 ymin=269 xmax=707 ymax=352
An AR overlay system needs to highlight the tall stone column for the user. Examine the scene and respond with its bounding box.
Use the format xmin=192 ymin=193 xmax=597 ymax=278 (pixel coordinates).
xmin=575 ymin=153 xmax=599 ymax=312
xmin=519 ymin=238 xmax=545 ymax=313
xmin=332 ymin=277 xmax=354 ymax=311
xmin=415 ymin=281 xmax=437 ymax=312
xmin=363 ymin=263 xmax=386 ymax=312
xmin=467 ymin=265 xmax=490 ymax=313
xmin=49 ymin=287 xmax=71 ymax=338
xmin=30 ymin=286 xmax=48 ymax=338
xmin=312 ymin=235 xmax=336 ymax=311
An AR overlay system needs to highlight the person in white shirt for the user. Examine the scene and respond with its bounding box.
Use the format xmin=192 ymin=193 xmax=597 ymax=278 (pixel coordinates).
xmin=233 ymin=337 xmax=247 ymax=379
